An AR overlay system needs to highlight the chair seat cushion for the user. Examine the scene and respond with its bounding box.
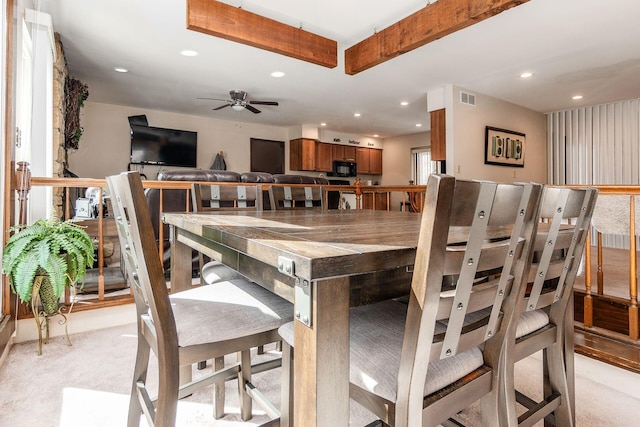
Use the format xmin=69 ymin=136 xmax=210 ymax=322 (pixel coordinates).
xmin=517 ymin=309 xmax=550 ymax=338
xmin=350 ymin=300 xmax=483 ymax=402
xmin=201 ymin=260 xmax=243 ymax=284
xmin=279 ymin=299 xmax=484 ymax=404
xmin=171 ymin=278 xmax=293 ymax=347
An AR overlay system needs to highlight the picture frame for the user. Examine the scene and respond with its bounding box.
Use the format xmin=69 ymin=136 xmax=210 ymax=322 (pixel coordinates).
xmin=484 ymin=126 xmax=525 ymax=167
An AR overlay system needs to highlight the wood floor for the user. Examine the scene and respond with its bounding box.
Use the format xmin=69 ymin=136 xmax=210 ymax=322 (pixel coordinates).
xmin=573 ymin=245 xmax=640 ymax=373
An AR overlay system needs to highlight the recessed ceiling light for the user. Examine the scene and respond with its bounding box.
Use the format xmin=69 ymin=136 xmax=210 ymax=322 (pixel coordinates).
xmin=400 ymin=101 xmax=409 ymax=106
xmin=180 ymin=50 xmax=198 ymax=57
xmin=354 ymin=113 xmax=361 ymax=117
xmin=572 ymin=95 xmax=583 ymax=100
xmin=520 ymin=72 xmax=533 ymax=78
xmin=373 ymin=134 xmax=379 ymax=137
xmin=416 ymin=123 xmax=422 ymax=127
xmin=114 ymin=67 xmax=128 ymax=73
xmin=320 ymin=122 xmax=327 ymax=126
xmin=270 ymin=71 xmax=285 ymax=78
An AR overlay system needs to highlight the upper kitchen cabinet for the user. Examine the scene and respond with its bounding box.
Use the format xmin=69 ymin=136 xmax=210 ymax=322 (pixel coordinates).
xmin=356 ymin=147 xmax=370 ymax=173
xmin=315 ymin=142 xmax=333 ymax=172
xmin=290 ymin=138 xmax=316 ymax=171
xmin=430 ymin=108 xmax=446 ymax=161
xmin=291 ymin=139 xmax=382 ymax=174
xmin=357 ymin=147 xmax=382 ymax=175
xmin=332 ymin=144 xmax=357 ymax=161
xmin=369 ymin=148 xmax=382 ymax=175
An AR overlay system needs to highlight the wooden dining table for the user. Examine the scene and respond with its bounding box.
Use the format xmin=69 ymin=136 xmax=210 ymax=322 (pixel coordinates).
xmin=162 ymin=209 xmax=423 ymax=426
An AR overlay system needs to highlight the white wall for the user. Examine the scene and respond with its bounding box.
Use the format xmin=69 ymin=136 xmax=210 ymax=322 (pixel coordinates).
xmin=449 ymin=85 xmax=547 ymax=183
xmin=381 ymin=132 xmax=429 ymax=210
xmin=70 ymin=91 xmax=547 ymax=187
xmin=381 ymin=132 xmax=429 ymax=186
xmin=68 ymin=102 xmax=290 ymax=179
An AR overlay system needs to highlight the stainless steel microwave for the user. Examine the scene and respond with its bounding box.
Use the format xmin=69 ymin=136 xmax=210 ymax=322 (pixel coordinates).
xmin=332 ymin=160 xmax=357 ymax=177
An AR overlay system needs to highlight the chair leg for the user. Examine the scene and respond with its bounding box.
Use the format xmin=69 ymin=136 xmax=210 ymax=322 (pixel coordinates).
xmin=238 ymin=350 xmax=253 ymax=421
xmin=280 ymin=341 xmax=294 ymax=427
xmin=544 ymin=344 xmax=573 ymax=427
xmin=257 ymin=345 xmax=265 ymax=355
xmin=128 ymin=333 xmax=151 ymax=427
xmin=213 ymin=356 xmax=225 ymax=418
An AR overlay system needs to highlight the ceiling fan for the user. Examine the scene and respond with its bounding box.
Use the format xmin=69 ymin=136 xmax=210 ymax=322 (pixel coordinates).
xmin=199 ymin=90 xmax=279 ymax=114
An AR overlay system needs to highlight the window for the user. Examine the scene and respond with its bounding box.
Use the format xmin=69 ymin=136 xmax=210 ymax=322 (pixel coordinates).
xmin=411 ymin=147 xmax=438 ymax=185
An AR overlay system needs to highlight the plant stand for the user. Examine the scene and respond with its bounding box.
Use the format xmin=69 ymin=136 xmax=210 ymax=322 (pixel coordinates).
xmin=31 ymin=280 xmax=77 ymax=356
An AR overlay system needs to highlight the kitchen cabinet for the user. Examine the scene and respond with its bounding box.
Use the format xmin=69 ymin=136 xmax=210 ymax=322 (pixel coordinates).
xmin=356 ymin=147 xmax=370 ymax=174
xmin=290 ymin=138 xmax=316 ymax=171
xmin=369 ymin=148 xmax=382 ymax=175
xmin=430 ymin=108 xmax=446 ymax=161
xmin=332 ymin=144 xmax=357 ymax=161
xmin=362 ymin=192 xmax=388 ymax=210
xmin=291 ymin=139 xmax=383 ymax=174
xmin=356 ymin=147 xmax=382 ymax=175
xmin=315 ymin=142 xmax=333 ymax=172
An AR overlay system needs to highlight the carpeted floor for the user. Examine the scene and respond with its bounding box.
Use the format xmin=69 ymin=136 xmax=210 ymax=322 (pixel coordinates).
xmin=1 ymin=323 xmax=639 ymax=426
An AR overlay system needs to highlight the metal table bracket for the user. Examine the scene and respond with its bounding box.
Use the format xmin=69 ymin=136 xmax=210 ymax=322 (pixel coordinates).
xmin=278 ymin=256 xmax=312 ymax=328
xmin=294 ymin=278 xmax=312 ymax=327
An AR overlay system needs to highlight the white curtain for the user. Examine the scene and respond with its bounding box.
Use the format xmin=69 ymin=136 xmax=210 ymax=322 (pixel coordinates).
xmin=547 ymin=99 xmax=640 ymax=248
xmin=547 ymin=99 xmax=640 ymax=185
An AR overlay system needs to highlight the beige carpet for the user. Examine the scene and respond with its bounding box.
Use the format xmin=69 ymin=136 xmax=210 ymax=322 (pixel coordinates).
xmin=1 ymin=323 xmax=639 ymax=426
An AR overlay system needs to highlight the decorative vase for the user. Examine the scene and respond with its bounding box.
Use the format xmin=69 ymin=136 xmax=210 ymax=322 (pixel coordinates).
xmin=34 ymin=274 xmax=60 ymax=316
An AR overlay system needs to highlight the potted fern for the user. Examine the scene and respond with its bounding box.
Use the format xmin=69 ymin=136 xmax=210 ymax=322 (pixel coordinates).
xmin=2 ymin=218 xmax=94 ymax=316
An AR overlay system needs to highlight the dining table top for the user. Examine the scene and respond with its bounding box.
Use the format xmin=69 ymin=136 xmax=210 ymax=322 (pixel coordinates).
xmin=162 ymin=209 xmax=423 ymax=282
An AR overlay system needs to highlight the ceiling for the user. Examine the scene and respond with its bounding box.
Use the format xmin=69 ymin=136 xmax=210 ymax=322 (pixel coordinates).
xmin=39 ymin=0 xmax=640 ymax=138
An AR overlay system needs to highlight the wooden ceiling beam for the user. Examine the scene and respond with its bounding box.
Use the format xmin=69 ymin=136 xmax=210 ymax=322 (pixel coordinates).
xmin=186 ymin=0 xmax=338 ymax=68
xmin=345 ymin=0 xmax=530 ymax=75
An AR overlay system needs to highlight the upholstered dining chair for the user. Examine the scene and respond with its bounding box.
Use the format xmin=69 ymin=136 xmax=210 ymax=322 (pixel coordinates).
xmin=494 ymin=185 xmax=597 ymax=427
xmin=107 ymin=171 xmax=293 ymax=426
xmin=269 ymin=184 xmax=324 ymax=210
xmin=279 ymin=174 xmax=543 ymax=427
xmin=190 ymin=182 xmax=263 ymax=286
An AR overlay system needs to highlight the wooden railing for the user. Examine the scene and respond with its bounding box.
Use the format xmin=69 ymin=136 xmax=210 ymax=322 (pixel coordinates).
xmin=575 ymin=185 xmax=640 ymax=341
xmin=12 ymin=173 xmax=426 ymax=318
xmin=12 ymin=173 xmax=640 ymax=341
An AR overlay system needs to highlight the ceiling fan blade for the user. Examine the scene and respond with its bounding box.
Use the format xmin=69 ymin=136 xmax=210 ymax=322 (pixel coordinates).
xmin=213 ymin=103 xmax=231 ymax=111
xmin=198 ymin=97 xmax=228 ymax=102
xmin=249 ymin=100 xmax=279 ymax=106
xmin=245 ymin=104 xmax=261 ymax=114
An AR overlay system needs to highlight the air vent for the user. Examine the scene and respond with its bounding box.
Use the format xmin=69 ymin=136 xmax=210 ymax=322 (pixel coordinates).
xmin=460 ymin=91 xmax=476 ymax=106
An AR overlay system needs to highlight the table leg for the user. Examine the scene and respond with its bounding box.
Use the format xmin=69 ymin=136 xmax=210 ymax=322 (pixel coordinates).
xmin=170 ymin=226 xmax=192 ymax=293
xmin=294 ymin=276 xmax=350 ymax=427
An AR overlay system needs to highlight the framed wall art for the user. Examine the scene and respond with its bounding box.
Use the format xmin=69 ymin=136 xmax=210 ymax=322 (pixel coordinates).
xmin=484 ymin=126 xmax=525 ymax=167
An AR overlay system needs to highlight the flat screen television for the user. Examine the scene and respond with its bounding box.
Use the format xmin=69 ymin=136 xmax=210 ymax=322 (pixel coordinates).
xmin=130 ymin=125 xmax=197 ymax=168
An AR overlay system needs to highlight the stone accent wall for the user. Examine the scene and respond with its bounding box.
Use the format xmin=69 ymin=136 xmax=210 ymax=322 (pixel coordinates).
xmin=52 ymin=33 xmax=68 ymax=217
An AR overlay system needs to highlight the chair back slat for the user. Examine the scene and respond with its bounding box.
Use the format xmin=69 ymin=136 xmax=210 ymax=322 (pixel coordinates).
xmin=191 ymin=183 xmax=262 ymax=212
xmin=269 ymin=185 xmax=324 ymax=210
xmin=396 ymin=175 xmax=542 ymax=423
xmin=526 ymin=186 xmax=598 ymax=312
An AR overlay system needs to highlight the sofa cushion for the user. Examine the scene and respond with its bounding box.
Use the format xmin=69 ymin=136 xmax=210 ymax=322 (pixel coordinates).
xmin=240 ymin=172 xmax=274 ymax=183
xmin=157 ymin=169 xmax=240 ymax=182
xmin=273 ymin=174 xmax=328 ymax=184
